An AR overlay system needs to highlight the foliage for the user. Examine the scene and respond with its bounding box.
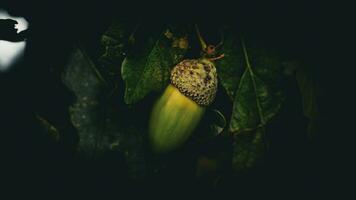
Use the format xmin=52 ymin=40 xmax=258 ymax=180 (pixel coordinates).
xmin=56 ymin=21 xmax=317 ymax=179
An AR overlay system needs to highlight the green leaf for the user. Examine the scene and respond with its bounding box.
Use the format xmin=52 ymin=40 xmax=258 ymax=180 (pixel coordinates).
xmin=232 ymin=128 xmax=265 ymax=172
xmin=216 ymin=32 xmax=245 ymax=100
xmin=228 ymin=39 xmax=284 ymax=133
xmin=121 ymin=26 xmax=188 ymax=104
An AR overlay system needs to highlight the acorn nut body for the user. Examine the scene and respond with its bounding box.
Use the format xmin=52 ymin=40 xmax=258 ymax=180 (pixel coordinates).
xmin=149 ymin=58 xmax=218 ymax=153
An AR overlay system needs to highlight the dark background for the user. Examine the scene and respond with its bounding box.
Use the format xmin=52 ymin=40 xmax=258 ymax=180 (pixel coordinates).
xmin=0 ymin=0 xmax=351 ymax=198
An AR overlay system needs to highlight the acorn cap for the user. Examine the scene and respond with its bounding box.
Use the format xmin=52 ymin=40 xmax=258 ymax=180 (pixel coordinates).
xmin=170 ymin=59 xmax=218 ymax=106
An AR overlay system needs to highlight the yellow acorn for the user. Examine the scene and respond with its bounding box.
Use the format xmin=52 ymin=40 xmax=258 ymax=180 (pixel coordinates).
xmin=149 ymin=26 xmax=224 ymax=153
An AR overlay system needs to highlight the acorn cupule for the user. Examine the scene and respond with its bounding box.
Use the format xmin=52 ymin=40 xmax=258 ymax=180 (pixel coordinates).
xmin=149 ymin=58 xmax=218 ymax=153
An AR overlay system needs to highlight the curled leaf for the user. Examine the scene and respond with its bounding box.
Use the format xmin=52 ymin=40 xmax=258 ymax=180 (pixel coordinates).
xmin=207 ymin=109 xmax=226 ymax=136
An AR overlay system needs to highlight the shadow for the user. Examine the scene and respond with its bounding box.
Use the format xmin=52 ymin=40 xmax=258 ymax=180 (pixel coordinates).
xmin=0 ymin=18 xmax=27 ymax=42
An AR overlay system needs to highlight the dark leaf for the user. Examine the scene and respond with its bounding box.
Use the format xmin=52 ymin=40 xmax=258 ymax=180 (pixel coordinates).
xmin=296 ymin=66 xmax=319 ymax=120
xmin=228 ymin=39 xmax=284 ymax=133
xmin=121 ymin=26 xmax=188 ymax=104
xmin=295 ymin=63 xmax=319 ymax=137
xmin=62 ymin=47 xmax=110 ymax=157
xmin=216 ymin=32 xmax=245 ymax=100
xmin=62 ymin=47 xmax=146 ymax=179
xmin=207 ymin=109 xmax=226 ymax=137
xmin=98 ymin=20 xmax=132 ymax=83
xmin=232 ymin=128 xmax=265 ymax=172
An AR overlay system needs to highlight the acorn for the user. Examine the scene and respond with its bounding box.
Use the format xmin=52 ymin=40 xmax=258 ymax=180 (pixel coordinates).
xmin=149 ymin=26 xmax=224 ymax=153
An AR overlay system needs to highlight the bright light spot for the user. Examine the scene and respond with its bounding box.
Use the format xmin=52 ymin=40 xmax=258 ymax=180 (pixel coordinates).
xmin=0 ymin=40 xmax=26 ymax=69
xmin=0 ymin=9 xmax=29 ymax=72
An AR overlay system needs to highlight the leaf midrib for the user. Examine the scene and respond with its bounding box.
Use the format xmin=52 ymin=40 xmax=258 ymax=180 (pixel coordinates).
xmin=241 ymin=39 xmax=266 ymax=125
